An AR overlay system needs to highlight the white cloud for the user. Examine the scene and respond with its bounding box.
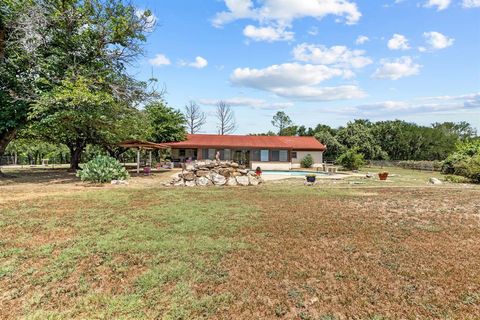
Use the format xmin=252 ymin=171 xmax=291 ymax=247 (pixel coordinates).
xmin=387 ymin=34 xmax=410 ymax=50
xmin=462 ymin=0 xmax=480 ymax=8
xmin=292 ymin=43 xmax=372 ymax=69
xmin=230 ymin=62 xmax=365 ymax=101
xmin=350 ymin=92 xmax=480 ymax=115
xmin=243 ymin=25 xmax=294 ymax=42
xmin=149 ymin=54 xmax=171 ymax=67
xmin=179 ymin=56 xmax=208 ymax=69
xmin=190 ymin=56 xmax=208 ymax=69
xmin=355 ymin=35 xmax=369 ymax=45
xmin=213 ymin=0 xmax=361 ymax=27
xmin=373 ymin=56 xmax=421 ymax=80
xmin=423 ymin=31 xmax=454 ymax=50
xmin=213 ymin=0 xmax=361 ymax=42
xmin=424 ymin=0 xmax=451 ymax=10
xmin=198 ymin=97 xmax=294 ymax=110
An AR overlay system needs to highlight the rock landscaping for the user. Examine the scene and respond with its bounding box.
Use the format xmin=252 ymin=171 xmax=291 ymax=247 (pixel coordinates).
xmin=165 ymin=160 xmax=264 ymax=187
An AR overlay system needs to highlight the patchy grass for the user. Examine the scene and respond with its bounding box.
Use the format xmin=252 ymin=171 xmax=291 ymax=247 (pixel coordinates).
xmin=1 ymin=167 xmax=480 ymax=319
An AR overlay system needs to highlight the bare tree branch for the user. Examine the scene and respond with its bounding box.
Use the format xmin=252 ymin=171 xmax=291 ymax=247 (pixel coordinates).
xmin=184 ymin=101 xmax=206 ymax=134
xmin=215 ymin=101 xmax=236 ymax=135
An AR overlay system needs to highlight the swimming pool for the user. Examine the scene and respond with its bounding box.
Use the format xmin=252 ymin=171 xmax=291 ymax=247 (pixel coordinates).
xmin=261 ymin=170 xmax=327 ymax=176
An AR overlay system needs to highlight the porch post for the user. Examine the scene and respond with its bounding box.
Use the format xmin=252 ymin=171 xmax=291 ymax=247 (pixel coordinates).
xmin=149 ymin=150 xmax=152 ymax=167
xmin=136 ymin=148 xmax=140 ymax=174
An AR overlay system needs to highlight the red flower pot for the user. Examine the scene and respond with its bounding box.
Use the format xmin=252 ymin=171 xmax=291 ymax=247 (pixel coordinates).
xmin=378 ymin=172 xmax=389 ymax=180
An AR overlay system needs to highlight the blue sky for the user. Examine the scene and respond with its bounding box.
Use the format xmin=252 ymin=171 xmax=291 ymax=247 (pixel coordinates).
xmin=131 ymin=0 xmax=480 ymax=134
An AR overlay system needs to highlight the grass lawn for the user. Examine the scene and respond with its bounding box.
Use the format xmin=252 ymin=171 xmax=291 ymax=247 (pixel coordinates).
xmin=1 ymin=167 xmax=479 ymax=319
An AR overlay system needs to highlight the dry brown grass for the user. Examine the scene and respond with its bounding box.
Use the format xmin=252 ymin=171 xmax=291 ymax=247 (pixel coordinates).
xmin=1 ymin=168 xmax=479 ymax=319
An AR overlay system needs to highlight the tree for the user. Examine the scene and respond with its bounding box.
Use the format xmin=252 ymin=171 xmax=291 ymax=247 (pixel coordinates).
xmin=314 ymin=130 xmax=344 ymax=161
xmin=336 ymin=120 xmax=388 ymax=160
xmin=31 ymin=77 xmax=133 ymax=169
xmin=215 ymin=101 xmax=236 ymax=135
xmin=271 ymin=111 xmax=293 ymax=135
xmin=145 ymin=101 xmax=186 ymax=143
xmin=23 ymin=0 xmax=155 ymax=170
xmin=184 ymin=101 xmax=206 ymax=134
xmin=0 ymin=0 xmax=48 ymax=174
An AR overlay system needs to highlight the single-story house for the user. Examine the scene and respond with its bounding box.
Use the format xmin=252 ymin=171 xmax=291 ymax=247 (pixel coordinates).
xmin=164 ymin=134 xmax=326 ymax=170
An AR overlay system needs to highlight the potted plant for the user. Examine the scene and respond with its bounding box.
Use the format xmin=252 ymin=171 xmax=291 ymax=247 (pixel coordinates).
xmin=305 ymin=173 xmax=316 ymax=183
xmin=378 ymin=171 xmax=389 ymax=180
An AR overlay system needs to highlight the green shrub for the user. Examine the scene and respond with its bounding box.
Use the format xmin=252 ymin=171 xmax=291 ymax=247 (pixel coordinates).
xmin=77 ymin=155 xmax=129 ymax=183
xmin=443 ymin=175 xmax=471 ymax=184
xmin=301 ymin=154 xmax=314 ymax=168
xmin=453 ymin=155 xmax=480 ymax=183
xmin=337 ymin=148 xmax=365 ymax=170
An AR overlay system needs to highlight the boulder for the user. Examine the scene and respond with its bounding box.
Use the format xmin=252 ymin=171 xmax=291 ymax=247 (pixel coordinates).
xmin=218 ymin=168 xmax=231 ymax=177
xmin=195 ymin=170 xmax=209 ymax=177
xmin=210 ymin=172 xmax=226 ymax=185
xmin=248 ymin=175 xmax=260 ymax=186
xmin=185 ymin=180 xmax=196 ymax=187
xmin=181 ymin=172 xmax=196 ymax=181
xmin=231 ymin=171 xmax=242 ymax=177
xmin=429 ymin=177 xmax=443 ymax=185
xmin=173 ymin=179 xmax=185 ymax=187
xmin=226 ymin=177 xmax=238 ymax=186
xmin=236 ymin=175 xmax=250 ymax=186
xmin=230 ymin=162 xmax=239 ymax=168
xmin=238 ymin=169 xmax=248 ymax=174
xmin=196 ymin=176 xmax=212 ymax=186
xmin=185 ymin=164 xmax=195 ymax=171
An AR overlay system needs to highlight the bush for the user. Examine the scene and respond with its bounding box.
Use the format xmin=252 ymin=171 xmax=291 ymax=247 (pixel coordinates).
xmin=443 ymin=175 xmax=471 ymax=184
xmin=398 ymin=160 xmax=442 ymax=171
xmin=337 ymin=148 xmax=365 ymax=170
xmin=77 ymin=155 xmax=129 ymax=183
xmin=453 ymin=155 xmax=480 ymax=183
xmin=301 ymin=154 xmax=314 ymax=168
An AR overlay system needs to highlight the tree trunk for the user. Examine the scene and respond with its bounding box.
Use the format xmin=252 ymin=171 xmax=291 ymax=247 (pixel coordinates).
xmin=0 ymin=128 xmax=17 ymax=176
xmin=69 ymin=145 xmax=84 ymax=171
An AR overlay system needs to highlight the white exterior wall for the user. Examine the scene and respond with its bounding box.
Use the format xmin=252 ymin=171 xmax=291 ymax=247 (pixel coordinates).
xmin=291 ymin=151 xmax=323 ymax=168
xmin=250 ymin=161 xmax=291 ymax=170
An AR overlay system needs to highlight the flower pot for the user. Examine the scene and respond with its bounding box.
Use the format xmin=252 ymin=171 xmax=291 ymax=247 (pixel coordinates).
xmin=306 ymin=175 xmax=316 ymax=183
xmin=378 ymin=172 xmax=389 ymax=180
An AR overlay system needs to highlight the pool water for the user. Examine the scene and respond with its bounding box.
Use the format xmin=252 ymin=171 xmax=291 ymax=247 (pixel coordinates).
xmin=261 ymin=170 xmax=327 ymax=176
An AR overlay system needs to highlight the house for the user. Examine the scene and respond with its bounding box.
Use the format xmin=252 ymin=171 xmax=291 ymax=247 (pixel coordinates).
xmin=164 ymin=134 xmax=326 ymax=170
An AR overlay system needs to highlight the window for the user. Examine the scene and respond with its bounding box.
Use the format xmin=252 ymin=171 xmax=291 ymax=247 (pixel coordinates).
xmin=251 ymin=150 xmax=260 ymax=161
xmin=270 ymin=150 xmax=279 ymax=161
xmin=279 ymin=150 xmax=288 ymax=162
xmin=291 ymin=151 xmax=297 ymax=159
xmin=208 ymin=149 xmax=215 ymax=159
xmin=179 ymin=149 xmax=186 ymax=157
xmin=224 ymin=149 xmax=231 ymax=160
xmin=260 ymin=150 xmax=269 ymax=162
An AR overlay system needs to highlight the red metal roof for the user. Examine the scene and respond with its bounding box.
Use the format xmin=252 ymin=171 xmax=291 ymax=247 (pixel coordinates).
xmin=165 ymin=134 xmax=326 ymax=151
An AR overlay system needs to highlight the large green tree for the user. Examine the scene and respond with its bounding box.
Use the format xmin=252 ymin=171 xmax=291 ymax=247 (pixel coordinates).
xmin=24 ymin=0 xmax=155 ymax=169
xmin=0 ymin=0 xmax=47 ymax=173
xmin=145 ymin=101 xmax=186 ymax=143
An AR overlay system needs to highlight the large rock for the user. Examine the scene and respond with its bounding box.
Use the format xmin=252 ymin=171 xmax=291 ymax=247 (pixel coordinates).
xmin=230 ymin=162 xmax=239 ymax=168
xmin=248 ymin=175 xmax=260 ymax=186
xmin=195 ymin=170 xmax=209 ymax=177
xmin=226 ymin=177 xmax=238 ymax=186
xmin=181 ymin=172 xmax=195 ymax=181
xmin=231 ymin=171 xmax=242 ymax=177
xmin=185 ymin=164 xmax=195 ymax=171
xmin=185 ymin=180 xmax=196 ymax=187
xmin=429 ymin=177 xmax=443 ymax=185
xmin=218 ymin=168 xmax=231 ymax=177
xmin=210 ymin=172 xmax=226 ymax=185
xmin=236 ymin=175 xmax=250 ymax=186
xmin=173 ymin=179 xmax=185 ymax=187
xmin=196 ymin=176 xmax=212 ymax=186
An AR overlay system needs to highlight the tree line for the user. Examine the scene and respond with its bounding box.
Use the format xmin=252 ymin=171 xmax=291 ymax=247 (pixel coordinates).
xmin=262 ymin=111 xmax=478 ymax=162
